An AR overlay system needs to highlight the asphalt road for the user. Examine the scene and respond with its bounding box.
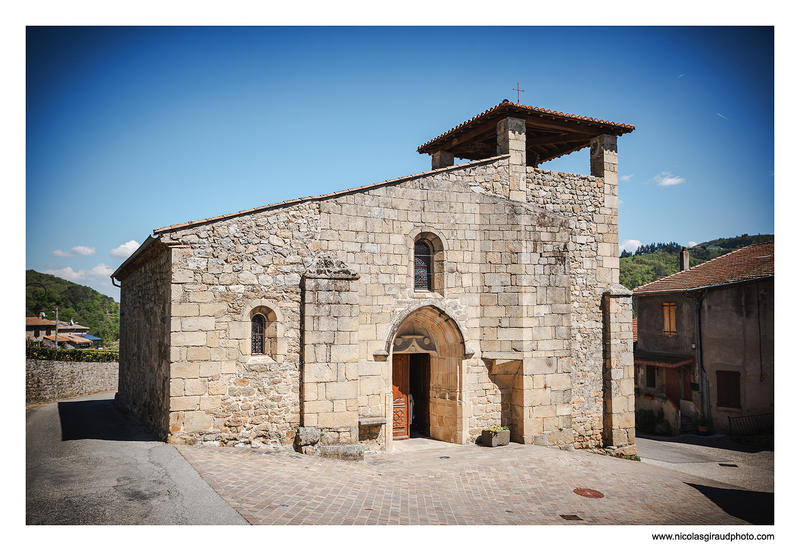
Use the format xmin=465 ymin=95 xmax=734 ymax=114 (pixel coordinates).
xmin=635 ymin=434 xmax=774 ymax=493
xmin=26 ymin=392 xmax=247 ymax=525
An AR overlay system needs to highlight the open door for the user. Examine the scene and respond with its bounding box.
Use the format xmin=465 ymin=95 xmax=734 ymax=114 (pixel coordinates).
xmin=409 ymin=354 xmax=430 ymax=436
xmin=392 ymin=354 xmax=410 ymax=439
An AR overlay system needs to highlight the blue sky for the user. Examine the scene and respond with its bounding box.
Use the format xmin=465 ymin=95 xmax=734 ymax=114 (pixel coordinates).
xmin=24 ymin=25 xmax=775 ymax=301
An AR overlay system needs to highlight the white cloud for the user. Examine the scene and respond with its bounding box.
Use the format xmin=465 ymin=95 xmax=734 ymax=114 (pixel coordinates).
xmin=110 ymin=240 xmax=140 ymax=259
xmin=620 ymin=174 xmax=634 ymax=182
xmin=717 ymin=113 xmax=730 ymax=121
xmin=688 ymin=241 xmax=697 ymax=248
xmin=71 ymin=245 xmax=96 ymax=256
xmin=655 ymin=172 xmax=686 ymax=187
xmin=51 ymin=245 xmax=96 ymax=257
xmin=44 ymin=263 xmax=114 ymax=289
xmin=621 ymin=239 xmax=642 ymax=253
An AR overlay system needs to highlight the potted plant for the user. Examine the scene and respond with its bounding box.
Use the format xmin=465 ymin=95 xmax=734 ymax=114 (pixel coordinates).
xmin=655 ymin=393 xmax=666 ymax=403
xmin=694 ymin=416 xmax=711 ymax=434
xmin=481 ymin=425 xmax=510 ymax=447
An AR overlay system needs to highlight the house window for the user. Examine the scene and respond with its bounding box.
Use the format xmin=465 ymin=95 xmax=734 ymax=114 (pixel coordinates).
xmin=663 ymin=302 xmax=676 ymax=335
xmin=414 ymin=241 xmax=434 ymax=291
xmin=251 ymin=314 xmax=266 ymax=355
xmin=716 ymin=370 xmax=741 ymax=408
xmin=646 ymin=365 xmax=656 ymax=388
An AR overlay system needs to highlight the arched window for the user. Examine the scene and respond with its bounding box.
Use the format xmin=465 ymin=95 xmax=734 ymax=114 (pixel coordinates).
xmin=251 ymin=313 xmax=266 ymax=355
xmin=251 ymin=308 xmax=278 ymax=357
xmin=414 ymin=240 xmax=433 ymax=291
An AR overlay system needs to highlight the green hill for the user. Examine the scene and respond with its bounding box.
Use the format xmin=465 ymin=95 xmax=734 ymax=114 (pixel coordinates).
xmin=25 ymin=270 xmax=120 ymax=345
xmin=620 ymin=234 xmax=774 ymax=310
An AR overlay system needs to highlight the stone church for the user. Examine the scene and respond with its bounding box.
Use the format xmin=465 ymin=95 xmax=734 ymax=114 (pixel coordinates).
xmin=112 ymin=100 xmax=637 ymax=459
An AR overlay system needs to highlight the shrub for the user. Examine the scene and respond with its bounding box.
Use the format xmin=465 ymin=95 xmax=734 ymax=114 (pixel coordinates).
xmin=26 ymin=346 xmax=119 ymax=363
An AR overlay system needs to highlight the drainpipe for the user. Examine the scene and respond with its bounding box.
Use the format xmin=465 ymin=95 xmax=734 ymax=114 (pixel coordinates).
xmin=693 ymin=290 xmax=709 ymax=420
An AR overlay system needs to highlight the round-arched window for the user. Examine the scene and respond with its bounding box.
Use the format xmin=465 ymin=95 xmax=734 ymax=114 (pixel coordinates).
xmin=414 ymin=241 xmax=433 ymax=291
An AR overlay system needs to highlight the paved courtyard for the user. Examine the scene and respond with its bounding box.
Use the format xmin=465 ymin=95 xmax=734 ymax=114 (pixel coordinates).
xmin=178 ymin=436 xmax=773 ymax=525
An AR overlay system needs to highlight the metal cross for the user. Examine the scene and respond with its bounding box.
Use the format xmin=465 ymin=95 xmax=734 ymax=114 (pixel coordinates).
xmin=513 ymin=82 xmax=524 ymax=103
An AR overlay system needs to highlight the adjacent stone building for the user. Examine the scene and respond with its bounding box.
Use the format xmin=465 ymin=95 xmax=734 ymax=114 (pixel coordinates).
xmin=632 ymin=243 xmax=774 ymax=436
xmin=112 ymin=101 xmax=637 ymax=458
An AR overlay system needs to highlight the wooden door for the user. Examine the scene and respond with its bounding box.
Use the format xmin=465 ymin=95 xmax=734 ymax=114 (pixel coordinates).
xmin=665 ymin=367 xmax=681 ymax=406
xmin=392 ymin=354 xmax=410 ymax=439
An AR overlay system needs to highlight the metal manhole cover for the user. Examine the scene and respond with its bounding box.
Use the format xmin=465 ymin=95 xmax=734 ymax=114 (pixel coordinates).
xmin=560 ymin=514 xmax=583 ymax=520
xmin=573 ymin=488 xmax=604 ymax=498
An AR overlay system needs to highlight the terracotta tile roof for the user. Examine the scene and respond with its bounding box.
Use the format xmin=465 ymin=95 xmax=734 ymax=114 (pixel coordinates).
xmin=632 ymin=243 xmax=774 ymax=296
xmin=416 ymin=101 xmax=635 ymax=163
xmin=26 ymin=317 xmax=56 ymax=327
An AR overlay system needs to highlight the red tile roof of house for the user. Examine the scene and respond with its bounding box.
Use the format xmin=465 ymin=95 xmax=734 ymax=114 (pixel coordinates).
xmin=632 ymin=243 xmax=774 ymax=296
xmin=26 ymin=317 xmax=56 ymax=327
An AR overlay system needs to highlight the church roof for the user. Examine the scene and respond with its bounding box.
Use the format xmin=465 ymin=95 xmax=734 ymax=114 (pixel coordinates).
xmin=417 ymin=100 xmax=634 ymax=163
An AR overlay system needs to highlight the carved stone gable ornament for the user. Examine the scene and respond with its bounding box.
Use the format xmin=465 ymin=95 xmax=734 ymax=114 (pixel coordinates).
xmin=393 ymin=334 xmax=437 ymax=355
xmin=304 ymin=254 xmax=359 ymax=279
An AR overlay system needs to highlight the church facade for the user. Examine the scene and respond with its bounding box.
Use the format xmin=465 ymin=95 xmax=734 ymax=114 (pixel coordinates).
xmin=112 ymin=101 xmax=637 ymax=458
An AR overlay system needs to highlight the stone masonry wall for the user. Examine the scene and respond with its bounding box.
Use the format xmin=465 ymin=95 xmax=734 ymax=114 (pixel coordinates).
xmin=152 ymin=154 xmax=620 ymax=450
xmin=117 ymin=246 xmax=172 ymax=440
xmin=526 ymin=167 xmax=618 ymax=449
xmin=26 ymin=359 xmax=118 ymax=405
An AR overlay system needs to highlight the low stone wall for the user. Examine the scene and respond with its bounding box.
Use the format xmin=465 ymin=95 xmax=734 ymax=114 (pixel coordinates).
xmin=26 ymin=359 xmax=119 ymax=405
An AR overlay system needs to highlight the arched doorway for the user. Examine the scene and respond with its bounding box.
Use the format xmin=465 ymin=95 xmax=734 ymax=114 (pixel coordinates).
xmin=388 ymin=305 xmax=470 ymax=444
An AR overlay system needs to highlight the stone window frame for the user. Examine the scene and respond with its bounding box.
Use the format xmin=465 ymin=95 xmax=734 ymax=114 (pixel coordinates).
xmin=243 ymin=299 xmax=286 ymax=363
xmin=408 ymin=228 xmax=447 ymax=297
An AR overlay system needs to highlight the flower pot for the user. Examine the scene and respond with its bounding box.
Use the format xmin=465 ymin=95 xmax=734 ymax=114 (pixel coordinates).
xmin=481 ymin=429 xmax=510 ymax=447
xmin=697 ymin=425 xmax=709 ymax=435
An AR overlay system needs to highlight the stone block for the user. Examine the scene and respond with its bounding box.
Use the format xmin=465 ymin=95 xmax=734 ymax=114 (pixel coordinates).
xmin=172 ymin=362 xmax=199 ymax=379
xmin=326 ymin=381 xmax=359 ymax=401
xmin=184 ymin=410 xmax=213 ymax=432
xmin=187 ymin=346 xmax=211 ymax=361
xmin=172 ymin=303 xmax=200 ymax=317
xmin=185 ymin=378 xmax=208 ymax=396
xmin=171 ymin=396 xmax=199 ymax=411
xmin=199 ymin=396 xmax=221 ymax=410
xmin=208 ymin=380 xmax=228 ymax=395
xmin=317 ymin=411 xmax=358 ymax=429
xmin=172 ymin=331 xmax=207 ymax=347
xmin=199 ymin=362 xmax=221 ymax=378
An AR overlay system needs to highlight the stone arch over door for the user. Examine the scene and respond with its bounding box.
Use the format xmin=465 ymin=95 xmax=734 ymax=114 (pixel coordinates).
xmin=387 ymin=305 xmax=471 ymax=445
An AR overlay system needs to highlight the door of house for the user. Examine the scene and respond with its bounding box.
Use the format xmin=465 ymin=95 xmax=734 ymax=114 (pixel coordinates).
xmin=666 ymin=367 xmax=681 ymax=406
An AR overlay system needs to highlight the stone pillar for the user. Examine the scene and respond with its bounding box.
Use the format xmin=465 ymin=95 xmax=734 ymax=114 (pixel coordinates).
xmin=497 ymin=117 xmax=527 ymax=202
xmin=591 ymin=134 xmax=621 ymax=286
xmin=602 ymin=284 xmax=636 ymax=455
xmin=298 ymin=256 xmax=363 ymax=459
xmin=431 ymin=150 xmax=455 ymax=170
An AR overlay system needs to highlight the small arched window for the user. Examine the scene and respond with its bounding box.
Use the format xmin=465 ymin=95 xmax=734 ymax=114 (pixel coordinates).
xmin=251 ymin=308 xmax=278 ymax=357
xmin=414 ymin=241 xmax=433 ymax=291
xmin=251 ymin=313 xmax=266 ymax=355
